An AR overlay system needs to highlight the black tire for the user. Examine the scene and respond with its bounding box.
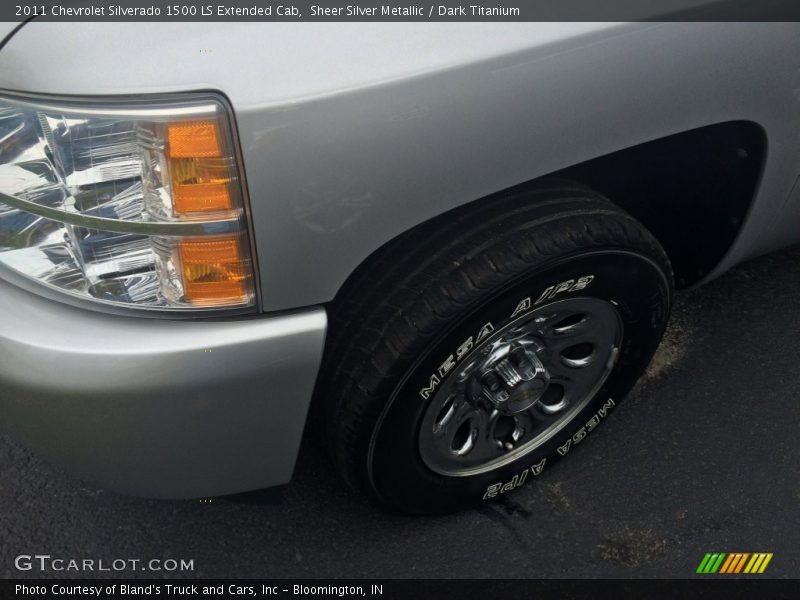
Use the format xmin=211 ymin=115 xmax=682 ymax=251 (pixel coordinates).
xmin=320 ymin=181 xmax=673 ymax=514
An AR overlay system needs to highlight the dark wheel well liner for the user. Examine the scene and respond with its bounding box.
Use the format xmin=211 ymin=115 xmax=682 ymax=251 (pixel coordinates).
xmin=553 ymin=120 xmax=766 ymax=288
xmin=329 ymin=120 xmax=765 ymax=300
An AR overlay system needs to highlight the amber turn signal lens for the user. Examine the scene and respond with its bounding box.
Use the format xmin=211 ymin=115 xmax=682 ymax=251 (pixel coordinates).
xmin=170 ymin=158 xmax=234 ymax=214
xmin=179 ymin=236 xmax=251 ymax=306
xmin=173 ymin=181 xmax=233 ymax=214
xmin=167 ymin=120 xmax=222 ymax=158
xmin=167 ymin=120 xmax=238 ymax=216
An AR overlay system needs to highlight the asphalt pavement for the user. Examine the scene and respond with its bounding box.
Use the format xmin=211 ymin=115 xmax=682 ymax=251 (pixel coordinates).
xmin=2 ymin=245 xmax=800 ymax=579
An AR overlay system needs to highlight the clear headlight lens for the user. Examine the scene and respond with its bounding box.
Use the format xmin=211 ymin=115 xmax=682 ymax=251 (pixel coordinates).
xmin=0 ymin=93 xmax=256 ymax=312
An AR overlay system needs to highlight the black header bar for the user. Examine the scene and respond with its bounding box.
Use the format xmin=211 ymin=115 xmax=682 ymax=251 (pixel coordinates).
xmin=3 ymin=0 xmax=800 ymax=22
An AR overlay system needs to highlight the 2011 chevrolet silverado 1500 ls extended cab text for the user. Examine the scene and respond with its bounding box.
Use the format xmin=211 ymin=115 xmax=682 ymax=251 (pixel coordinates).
xmin=1 ymin=21 xmax=799 ymax=514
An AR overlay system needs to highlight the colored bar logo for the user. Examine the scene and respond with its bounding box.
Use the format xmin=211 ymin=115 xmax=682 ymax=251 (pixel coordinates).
xmin=696 ymin=553 xmax=773 ymax=574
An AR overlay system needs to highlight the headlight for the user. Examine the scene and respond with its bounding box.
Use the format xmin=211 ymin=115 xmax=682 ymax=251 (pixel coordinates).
xmin=0 ymin=93 xmax=257 ymax=313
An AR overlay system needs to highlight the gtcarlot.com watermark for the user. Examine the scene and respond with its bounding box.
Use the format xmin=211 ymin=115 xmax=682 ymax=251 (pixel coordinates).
xmin=14 ymin=554 xmax=194 ymax=573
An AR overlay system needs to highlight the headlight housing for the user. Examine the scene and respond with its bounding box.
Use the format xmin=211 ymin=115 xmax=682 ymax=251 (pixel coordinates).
xmin=0 ymin=93 xmax=257 ymax=313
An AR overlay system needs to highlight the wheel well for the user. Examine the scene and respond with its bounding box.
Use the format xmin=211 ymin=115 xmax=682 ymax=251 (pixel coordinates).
xmin=553 ymin=120 xmax=766 ymax=288
xmin=333 ymin=120 xmax=765 ymax=302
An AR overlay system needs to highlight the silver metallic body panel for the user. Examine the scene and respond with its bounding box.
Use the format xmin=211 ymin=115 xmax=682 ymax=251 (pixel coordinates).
xmin=0 ymin=278 xmax=326 ymax=497
xmin=0 ymin=22 xmax=19 ymax=43
xmin=2 ymin=23 xmax=798 ymax=310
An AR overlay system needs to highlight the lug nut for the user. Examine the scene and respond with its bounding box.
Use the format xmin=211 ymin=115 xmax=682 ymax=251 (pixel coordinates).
xmin=481 ymin=371 xmax=501 ymax=392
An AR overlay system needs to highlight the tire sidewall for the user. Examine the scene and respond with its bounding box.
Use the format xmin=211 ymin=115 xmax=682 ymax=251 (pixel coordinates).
xmin=367 ymin=249 xmax=670 ymax=513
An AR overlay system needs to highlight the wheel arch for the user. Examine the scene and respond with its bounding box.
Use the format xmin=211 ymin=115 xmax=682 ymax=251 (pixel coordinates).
xmin=331 ymin=120 xmax=766 ymax=305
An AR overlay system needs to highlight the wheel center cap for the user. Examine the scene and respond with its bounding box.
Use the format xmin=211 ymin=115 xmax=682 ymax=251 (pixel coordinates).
xmin=479 ymin=345 xmax=550 ymax=415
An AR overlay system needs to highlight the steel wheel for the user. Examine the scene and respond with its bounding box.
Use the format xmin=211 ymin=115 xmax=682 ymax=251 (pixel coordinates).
xmin=418 ymin=297 xmax=622 ymax=476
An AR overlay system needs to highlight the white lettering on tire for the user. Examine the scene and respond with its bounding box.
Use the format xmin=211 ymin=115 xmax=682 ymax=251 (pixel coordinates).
xmin=482 ymin=398 xmax=615 ymax=501
xmin=421 ymin=275 xmax=594 ymax=400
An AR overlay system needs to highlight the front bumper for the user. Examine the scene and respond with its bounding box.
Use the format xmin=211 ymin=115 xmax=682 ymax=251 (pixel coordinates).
xmin=0 ymin=279 xmax=327 ymax=498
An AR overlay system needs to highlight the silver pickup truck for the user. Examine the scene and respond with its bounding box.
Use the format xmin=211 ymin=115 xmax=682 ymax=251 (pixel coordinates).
xmin=1 ymin=22 xmax=798 ymax=514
